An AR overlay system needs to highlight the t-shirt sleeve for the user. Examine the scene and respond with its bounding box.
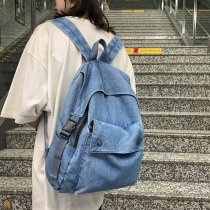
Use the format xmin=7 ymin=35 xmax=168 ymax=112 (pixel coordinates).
xmin=0 ymin=51 xmax=48 ymax=124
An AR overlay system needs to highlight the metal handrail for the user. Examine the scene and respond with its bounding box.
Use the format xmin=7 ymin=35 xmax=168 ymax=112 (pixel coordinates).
xmin=166 ymin=0 xmax=210 ymax=45
xmin=31 ymin=0 xmax=36 ymax=33
xmin=201 ymin=0 xmax=210 ymax=8
xmin=153 ymin=0 xmax=159 ymax=9
xmin=106 ymin=0 xmax=112 ymax=6
xmin=193 ymin=0 xmax=197 ymax=45
xmin=182 ymin=0 xmax=186 ymax=35
xmin=153 ymin=0 xmax=164 ymax=9
xmin=185 ymin=6 xmax=210 ymax=37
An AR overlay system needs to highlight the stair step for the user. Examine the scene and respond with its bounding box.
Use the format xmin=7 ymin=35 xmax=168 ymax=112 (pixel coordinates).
xmin=1 ymin=148 xmax=209 ymax=182
xmin=144 ymin=129 xmax=210 ymax=154
xmin=117 ymin=32 xmax=179 ymax=36
xmin=109 ymin=20 xmax=172 ymax=23
xmin=109 ymin=19 xmax=174 ymax=23
xmin=136 ymin=83 xmax=210 ymax=97
xmin=141 ymin=111 xmax=210 ymax=130
xmin=0 ymin=177 xmax=32 ymax=209
xmin=107 ymin=16 xmax=170 ymax=19
xmin=109 ymin=22 xmax=174 ymax=26
xmin=0 ymin=176 xmax=32 ymax=193
xmin=138 ymin=96 xmax=210 ymax=112
xmin=129 ymin=54 xmax=210 ymax=64
xmin=5 ymin=127 xmax=210 ymax=153
xmin=130 ymin=46 xmax=208 ymax=54
xmin=110 ymin=6 xmax=156 ymax=10
xmin=0 ymin=149 xmax=33 ymax=176
xmin=133 ymin=63 xmax=210 ymax=73
xmin=122 ymin=39 xmax=182 ymax=44
xmin=110 ymin=5 xmax=156 ymax=9
xmin=120 ymin=35 xmax=181 ymax=39
xmin=107 ymin=13 xmax=168 ymax=16
xmin=108 ymin=17 xmax=170 ymax=19
xmin=0 ymin=178 xmax=209 ymax=209
xmin=140 ymin=152 xmax=210 ymax=182
xmin=116 ymin=27 xmax=176 ymax=31
xmin=116 ymin=29 xmax=177 ymax=32
xmin=104 ymin=180 xmax=210 ymax=209
xmin=109 ymin=10 xmax=164 ymax=13
xmin=125 ymin=43 xmax=183 ymax=47
xmin=135 ymin=72 xmax=210 ymax=85
xmin=5 ymin=127 xmax=36 ymax=149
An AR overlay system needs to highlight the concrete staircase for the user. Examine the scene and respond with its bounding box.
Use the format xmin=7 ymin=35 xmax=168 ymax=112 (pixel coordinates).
xmin=1 ymin=9 xmax=210 ymax=209
xmin=107 ymin=10 xmax=184 ymax=47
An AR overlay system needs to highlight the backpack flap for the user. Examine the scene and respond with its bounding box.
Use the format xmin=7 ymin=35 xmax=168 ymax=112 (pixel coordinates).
xmin=90 ymin=119 xmax=143 ymax=153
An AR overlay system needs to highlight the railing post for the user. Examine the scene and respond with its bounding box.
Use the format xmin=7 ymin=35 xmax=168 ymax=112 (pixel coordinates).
xmin=170 ymin=0 xmax=172 ymax=13
xmin=193 ymin=0 xmax=197 ymax=45
xmin=162 ymin=0 xmax=164 ymax=10
xmin=44 ymin=0 xmax=47 ymax=10
xmin=31 ymin=0 xmax=36 ymax=33
xmin=175 ymin=0 xmax=178 ymax=22
xmin=182 ymin=0 xmax=186 ymax=35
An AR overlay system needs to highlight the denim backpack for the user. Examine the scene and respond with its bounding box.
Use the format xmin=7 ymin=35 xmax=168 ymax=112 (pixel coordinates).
xmin=44 ymin=17 xmax=144 ymax=195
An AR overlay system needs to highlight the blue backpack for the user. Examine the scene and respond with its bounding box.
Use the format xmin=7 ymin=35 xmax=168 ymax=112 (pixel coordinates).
xmin=44 ymin=17 xmax=144 ymax=195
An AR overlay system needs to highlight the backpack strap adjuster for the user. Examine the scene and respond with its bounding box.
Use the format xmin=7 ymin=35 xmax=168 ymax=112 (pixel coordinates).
xmin=60 ymin=115 xmax=80 ymax=138
xmin=60 ymin=120 xmax=77 ymax=139
xmin=50 ymin=116 xmax=80 ymax=179
xmin=60 ymin=130 xmax=72 ymax=139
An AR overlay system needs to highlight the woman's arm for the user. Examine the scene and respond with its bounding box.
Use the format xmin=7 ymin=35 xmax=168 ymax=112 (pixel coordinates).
xmin=28 ymin=118 xmax=40 ymax=129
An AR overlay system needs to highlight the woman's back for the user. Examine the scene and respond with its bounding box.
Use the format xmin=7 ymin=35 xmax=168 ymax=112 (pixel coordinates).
xmin=1 ymin=13 xmax=136 ymax=210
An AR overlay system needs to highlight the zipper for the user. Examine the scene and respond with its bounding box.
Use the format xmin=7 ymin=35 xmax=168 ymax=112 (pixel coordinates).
xmin=73 ymin=113 xmax=88 ymax=149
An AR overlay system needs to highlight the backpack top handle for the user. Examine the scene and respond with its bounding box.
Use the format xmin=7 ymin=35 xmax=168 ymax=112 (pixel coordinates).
xmin=90 ymin=39 xmax=108 ymax=63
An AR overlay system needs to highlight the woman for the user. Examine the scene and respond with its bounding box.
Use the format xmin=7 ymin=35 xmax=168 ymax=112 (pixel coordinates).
xmin=1 ymin=0 xmax=136 ymax=209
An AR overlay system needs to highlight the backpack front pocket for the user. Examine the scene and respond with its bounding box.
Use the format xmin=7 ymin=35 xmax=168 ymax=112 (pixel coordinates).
xmin=90 ymin=119 xmax=144 ymax=153
xmin=74 ymin=119 xmax=144 ymax=194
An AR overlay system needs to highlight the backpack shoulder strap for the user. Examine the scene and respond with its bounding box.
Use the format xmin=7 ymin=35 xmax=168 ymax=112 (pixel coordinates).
xmin=49 ymin=17 xmax=91 ymax=61
xmin=99 ymin=35 xmax=124 ymax=64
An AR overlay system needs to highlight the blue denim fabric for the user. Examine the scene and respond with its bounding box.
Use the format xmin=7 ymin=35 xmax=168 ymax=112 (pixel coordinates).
xmin=51 ymin=17 xmax=91 ymax=61
xmin=45 ymin=17 xmax=144 ymax=194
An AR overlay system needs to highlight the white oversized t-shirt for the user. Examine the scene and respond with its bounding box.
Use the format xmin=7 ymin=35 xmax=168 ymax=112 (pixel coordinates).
xmin=1 ymin=16 xmax=136 ymax=210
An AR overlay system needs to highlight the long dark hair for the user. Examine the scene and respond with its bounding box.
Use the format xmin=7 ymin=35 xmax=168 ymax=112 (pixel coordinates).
xmin=54 ymin=0 xmax=116 ymax=35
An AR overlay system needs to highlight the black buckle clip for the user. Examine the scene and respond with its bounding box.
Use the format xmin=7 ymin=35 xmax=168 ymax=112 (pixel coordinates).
xmin=60 ymin=130 xmax=71 ymax=139
xmin=60 ymin=119 xmax=78 ymax=139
